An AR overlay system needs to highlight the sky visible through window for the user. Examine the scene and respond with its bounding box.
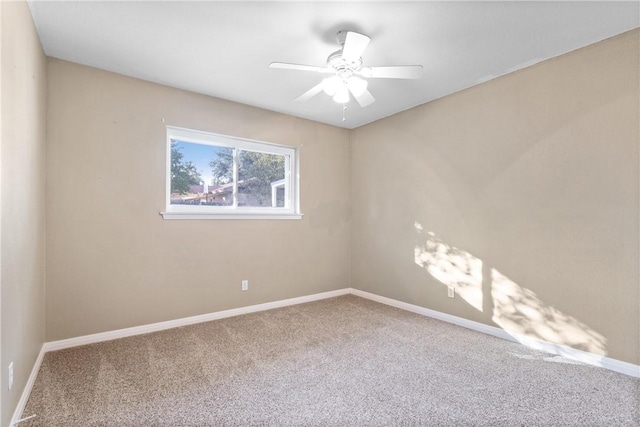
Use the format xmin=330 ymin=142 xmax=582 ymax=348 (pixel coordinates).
xmin=173 ymin=140 xmax=223 ymax=185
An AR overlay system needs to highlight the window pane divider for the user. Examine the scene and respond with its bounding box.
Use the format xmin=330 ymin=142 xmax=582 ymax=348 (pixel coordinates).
xmin=232 ymin=148 xmax=239 ymax=208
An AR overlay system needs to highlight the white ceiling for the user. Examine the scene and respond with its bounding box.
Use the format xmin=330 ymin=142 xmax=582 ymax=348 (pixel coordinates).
xmin=28 ymin=1 xmax=639 ymax=129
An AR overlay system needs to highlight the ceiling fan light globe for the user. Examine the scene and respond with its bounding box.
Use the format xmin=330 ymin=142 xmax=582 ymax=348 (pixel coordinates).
xmin=347 ymin=77 xmax=368 ymax=97
xmin=333 ymin=84 xmax=350 ymax=104
xmin=322 ymin=76 xmax=340 ymax=96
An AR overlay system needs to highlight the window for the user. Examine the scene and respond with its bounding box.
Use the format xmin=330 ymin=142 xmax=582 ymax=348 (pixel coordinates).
xmin=161 ymin=126 xmax=301 ymax=220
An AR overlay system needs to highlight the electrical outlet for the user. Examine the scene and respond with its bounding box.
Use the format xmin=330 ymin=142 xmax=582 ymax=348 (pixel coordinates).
xmin=447 ymin=286 xmax=455 ymax=298
xmin=8 ymin=362 xmax=13 ymax=391
xmin=241 ymin=280 xmax=248 ymax=291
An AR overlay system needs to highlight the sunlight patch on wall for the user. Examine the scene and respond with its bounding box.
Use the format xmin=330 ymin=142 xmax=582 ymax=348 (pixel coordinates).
xmin=413 ymin=223 xmax=608 ymax=356
xmin=414 ymin=229 xmax=483 ymax=312
xmin=491 ymin=268 xmax=607 ymax=356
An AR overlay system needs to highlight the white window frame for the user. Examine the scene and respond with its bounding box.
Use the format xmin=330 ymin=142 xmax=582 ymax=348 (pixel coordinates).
xmin=161 ymin=126 xmax=301 ymax=220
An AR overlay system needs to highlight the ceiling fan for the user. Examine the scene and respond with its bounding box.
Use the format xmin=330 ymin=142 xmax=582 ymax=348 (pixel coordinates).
xmin=270 ymin=30 xmax=423 ymax=107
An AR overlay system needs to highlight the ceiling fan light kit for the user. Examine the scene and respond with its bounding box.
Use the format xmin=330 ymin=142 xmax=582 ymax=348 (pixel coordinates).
xmin=270 ymin=30 xmax=423 ymax=109
xmin=333 ymin=84 xmax=350 ymax=104
xmin=322 ymin=76 xmax=340 ymax=96
xmin=322 ymin=75 xmax=368 ymax=101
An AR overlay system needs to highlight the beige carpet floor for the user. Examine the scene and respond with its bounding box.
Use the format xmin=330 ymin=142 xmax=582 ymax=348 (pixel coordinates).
xmin=22 ymin=295 xmax=639 ymax=426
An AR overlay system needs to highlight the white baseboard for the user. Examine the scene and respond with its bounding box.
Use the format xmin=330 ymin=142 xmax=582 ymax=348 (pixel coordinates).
xmin=351 ymin=289 xmax=640 ymax=378
xmin=43 ymin=288 xmax=350 ymax=352
xmin=350 ymin=289 xmax=515 ymax=342
xmin=10 ymin=345 xmax=46 ymax=427
xmin=11 ymin=286 xmax=639 ymax=425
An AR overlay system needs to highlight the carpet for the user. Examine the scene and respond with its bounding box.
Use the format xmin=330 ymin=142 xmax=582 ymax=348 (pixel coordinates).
xmin=21 ymin=295 xmax=639 ymax=426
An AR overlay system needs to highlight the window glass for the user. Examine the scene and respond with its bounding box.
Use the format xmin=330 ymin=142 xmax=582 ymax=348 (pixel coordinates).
xmin=164 ymin=127 xmax=299 ymax=219
xmin=237 ymin=150 xmax=287 ymax=208
xmin=170 ymin=140 xmax=234 ymax=206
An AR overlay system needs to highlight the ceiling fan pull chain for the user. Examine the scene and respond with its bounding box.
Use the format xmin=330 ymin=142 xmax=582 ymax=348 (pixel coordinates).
xmin=342 ymin=104 xmax=347 ymax=122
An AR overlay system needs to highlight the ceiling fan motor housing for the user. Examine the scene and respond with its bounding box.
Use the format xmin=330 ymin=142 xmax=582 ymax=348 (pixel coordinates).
xmin=327 ymin=50 xmax=362 ymax=75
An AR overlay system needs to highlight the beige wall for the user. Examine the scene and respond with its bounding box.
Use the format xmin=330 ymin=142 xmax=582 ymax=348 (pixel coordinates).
xmin=1 ymin=1 xmax=48 ymax=425
xmin=351 ymin=30 xmax=640 ymax=365
xmin=46 ymin=59 xmax=351 ymax=341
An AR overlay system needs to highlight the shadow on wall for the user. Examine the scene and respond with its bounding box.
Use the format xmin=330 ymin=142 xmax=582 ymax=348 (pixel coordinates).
xmin=413 ymin=223 xmax=607 ymax=356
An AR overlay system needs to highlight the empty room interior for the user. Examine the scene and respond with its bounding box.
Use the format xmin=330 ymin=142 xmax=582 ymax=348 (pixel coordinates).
xmin=2 ymin=1 xmax=639 ymax=426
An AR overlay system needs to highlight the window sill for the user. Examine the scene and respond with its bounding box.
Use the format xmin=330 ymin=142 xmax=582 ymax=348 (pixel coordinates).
xmin=160 ymin=211 xmax=303 ymax=220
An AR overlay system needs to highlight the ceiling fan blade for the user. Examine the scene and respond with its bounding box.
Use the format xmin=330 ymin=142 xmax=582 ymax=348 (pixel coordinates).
xmin=341 ymin=31 xmax=371 ymax=62
xmin=358 ymin=65 xmax=423 ymax=79
xmin=295 ymin=82 xmax=324 ymax=102
xmin=351 ymin=88 xmax=376 ymax=107
xmin=270 ymin=62 xmax=330 ymax=73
